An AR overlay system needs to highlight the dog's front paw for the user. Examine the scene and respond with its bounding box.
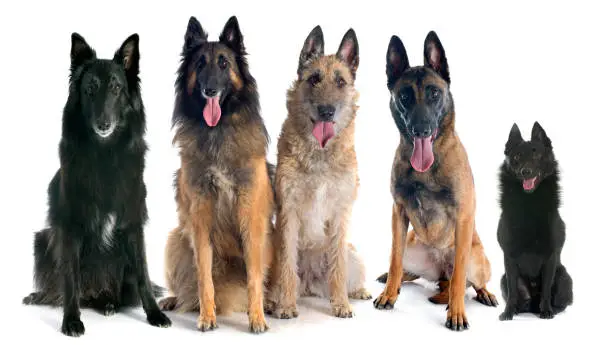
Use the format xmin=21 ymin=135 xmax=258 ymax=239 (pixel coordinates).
xmin=373 ymin=289 xmax=398 ymax=310
xmin=61 ymin=316 xmax=85 ymax=337
xmin=269 ymin=304 xmax=299 ymax=319
xmin=446 ymin=301 xmax=469 ymax=331
xmin=197 ymin=316 xmax=218 ymax=332
xmin=331 ymin=302 xmax=353 ymax=318
xmin=349 ymin=288 xmax=372 ymax=300
xmin=539 ymin=308 xmax=554 ymax=319
xmin=147 ymin=310 xmax=172 ymax=328
xmin=248 ymin=312 xmax=269 ymax=334
xmin=102 ymin=303 xmax=117 ymax=316
xmin=499 ymin=310 xmax=514 ymax=321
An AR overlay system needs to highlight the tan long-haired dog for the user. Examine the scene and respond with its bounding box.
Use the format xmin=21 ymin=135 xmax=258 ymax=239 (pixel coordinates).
xmin=157 ymin=16 xmax=274 ymax=334
xmin=265 ymin=26 xmax=371 ymax=319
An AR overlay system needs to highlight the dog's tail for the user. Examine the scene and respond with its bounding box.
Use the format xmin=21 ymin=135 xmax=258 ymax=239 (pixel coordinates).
xmin=151 ymin=283 xmax=166 ymax=298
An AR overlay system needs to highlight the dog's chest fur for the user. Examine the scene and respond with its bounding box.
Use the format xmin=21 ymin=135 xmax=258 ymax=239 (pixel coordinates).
xmin=393 ymin=157 xmax=457 ymax=247
xmin=281 ymin=158 xmax=356 ymax=247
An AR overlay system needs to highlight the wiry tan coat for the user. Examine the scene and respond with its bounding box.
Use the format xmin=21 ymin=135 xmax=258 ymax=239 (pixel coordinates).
xmin=265 ymin=27 xmax=371 ymax=319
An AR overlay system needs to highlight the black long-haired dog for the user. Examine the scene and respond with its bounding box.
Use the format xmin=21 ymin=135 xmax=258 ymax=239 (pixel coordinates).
xmin=497 ymin=122 xmax=573 ymax=321
xmin=22 ymin=33 xmax=171 ymax=336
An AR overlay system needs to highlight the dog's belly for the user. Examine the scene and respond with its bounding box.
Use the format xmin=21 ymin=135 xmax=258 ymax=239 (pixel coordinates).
xmin=402 ymin=243 xmax=455 ymax=281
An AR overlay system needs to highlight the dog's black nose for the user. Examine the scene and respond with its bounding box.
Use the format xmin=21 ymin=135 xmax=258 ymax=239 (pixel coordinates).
xmin=410 ymin=125 xmax=433 ymax=138
xmin=97 ymin=121 xmax=112 ymax=131
xmin=317 ymin=105 xmax=336 ymax=121
xmin=204 ymin=89 xmax=218 ymax=97
xmin=521 ymin=168 xmax=532 ymax=177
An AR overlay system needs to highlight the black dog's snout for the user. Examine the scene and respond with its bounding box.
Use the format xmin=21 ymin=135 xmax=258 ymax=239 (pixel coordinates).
xmin=520 ymin=168 xmax=532 ymax=177
xmin=410 ymin=125 xmax=433 ymax=138
xmin=97 ymin=121 xmax=112 ymax=131
xmin=317 ymin=105 xmax=336 ymax=121
xmin=204 ymin=89 xmax=218 ymax=97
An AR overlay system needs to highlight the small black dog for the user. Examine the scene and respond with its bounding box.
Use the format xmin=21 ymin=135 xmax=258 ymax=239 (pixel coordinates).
xmin=22 ymin=33 xmax=171 ymax=336
xmin=497 ymin=122 xmax=573 ymax=321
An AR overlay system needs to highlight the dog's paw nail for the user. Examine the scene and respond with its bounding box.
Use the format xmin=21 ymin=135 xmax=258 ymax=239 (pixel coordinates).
xmin=249 ymin=321 xmax=269 ymax=334
xmin=332 ymin=304 xmax=353 ymax=318
xmin=373 ymin=293 xmax=396 ymax=310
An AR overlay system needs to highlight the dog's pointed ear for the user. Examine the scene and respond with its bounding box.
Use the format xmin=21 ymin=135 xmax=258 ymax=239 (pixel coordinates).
xmin=505 ymin=123 xmax=524 ymax=155
xmin=424 ymin=31 xmax=450 ymax=84
xmin=184 ymin=16 xmax=207 ymax=52
xmin=298 ymin=25 xmax=324 ymax=78
xmin=113 ymin=34 xmax=140 ymax=78
xmin=386 ymin=35 xmax=409 ymax=89
xmin=531 ymin=121 xmax=552 ymax=148
xmin=70 ymin=33 xmax=95 ymax=68
xmin=220 ymin=16 xmax=244 ymax=53
xmin=336 ymin=28 xmax=359 ymax=78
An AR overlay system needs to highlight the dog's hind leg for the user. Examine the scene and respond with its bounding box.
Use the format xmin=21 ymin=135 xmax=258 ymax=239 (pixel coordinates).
xmin=551 ymin=265 xmax=573 ymax=314
xmin=23 ymin=228 xmax=62 ymax=306
xmin=347 ymin=243 xmax=372 ymax=300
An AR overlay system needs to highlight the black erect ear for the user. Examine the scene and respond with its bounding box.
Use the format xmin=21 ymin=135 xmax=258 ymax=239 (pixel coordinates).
xmin=424 ymin=31 xmax=450 ymax=84
xmin=184 ymin=16 xmax=207 ymax=52
xmin=298 ymin=25 xmax=324 ymax=78
xmin=531 ymin=121 xmax=552 ymax=148
xmin=505 ymin=123 xmax=524 ymax=155
xmin=220 ymin=16 xmax=244 ymax=54
xmin=70 ymin=33 xmax=95 ymax=68
xmin=386 ymin=35 xmax=409 ymax=90
xmin=113 ymin=34 xmax=140 ymax=80
xmin=336 ymin=28 xmax=359 ymax=78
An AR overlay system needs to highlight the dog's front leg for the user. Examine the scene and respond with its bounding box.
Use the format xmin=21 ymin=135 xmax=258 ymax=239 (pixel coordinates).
xmin=267 ymin=205 xmax=300 ymax=319
xmin=191 ymin=199 xmax=217 ymax=332
xmin=59 ymin=231 xmax=84 ymax=337
xmin=374 ymin=203 xmax=407 ymax=310
xmin=124 ymin=223 xmax=171 ymax=328
xmin=539 ymin=254 xmax=559 ymax=319
xmin=447 ymin=210 xmax=474 ymax=331
xmin=499 ymin=254 xmax=520 ymax=321
xmin=327 ymin=211 xmax=353 ymax=318
xmin=238 ymin=158 xmax=271 ymax=333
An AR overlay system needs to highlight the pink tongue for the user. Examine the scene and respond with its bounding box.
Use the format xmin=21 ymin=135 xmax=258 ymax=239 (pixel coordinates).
xmin=523 ymin=177 xmax=537 ymax=191
xmin=312 ymin=121 xmax=335 ymax=148
xmin=203 ymin=97 xmax=221 ymax=127
xmin=410 ymin=136 xmax=434 ymax=172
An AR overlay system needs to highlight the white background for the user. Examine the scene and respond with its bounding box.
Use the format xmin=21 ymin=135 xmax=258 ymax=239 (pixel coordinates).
xmin=1 ymin=0 xmax=610 ymax=343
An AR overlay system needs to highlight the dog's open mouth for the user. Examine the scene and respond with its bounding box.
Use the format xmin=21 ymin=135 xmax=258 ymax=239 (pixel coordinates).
xmin=94 ymin=125 xmax=116 ymax=139
xmin=312 ymin=120 xmax=335 ymax=148
xmin=522 ymin=176 xmax=538 ymax=191
xmin=410 ymin=128 xmax=439 ymax=173
xmin=203 ymin=96 xmax=221 ymax=127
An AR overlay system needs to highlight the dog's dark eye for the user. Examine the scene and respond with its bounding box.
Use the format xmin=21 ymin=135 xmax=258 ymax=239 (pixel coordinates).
xmin=218 ymin=56 xmax=228 ymax=70
xmin=429 ymin=87 xmax=441 ymax=101
xmin=513 ymin=154 xmax=520 ymax=161
xmin=336 ymin=77 xmax=346 ymax=89
xmin=113 ymin=84 xmax=121 ymax=94
xmin=308 ymin=74 xmax=321 ymax=87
